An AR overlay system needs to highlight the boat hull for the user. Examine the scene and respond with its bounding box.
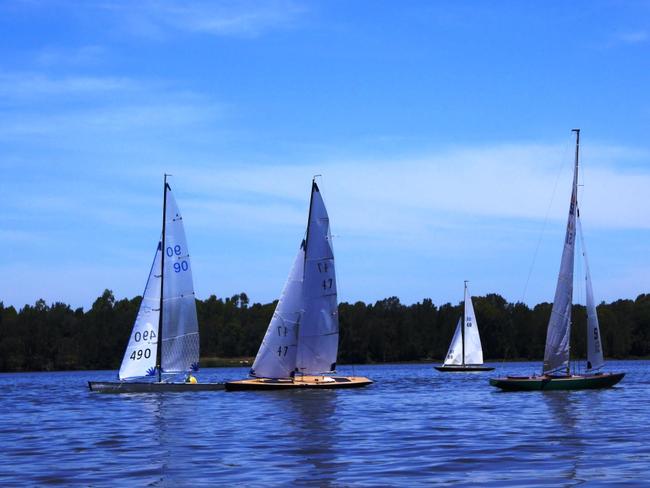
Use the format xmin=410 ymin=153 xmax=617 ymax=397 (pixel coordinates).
xmin=489 ymin=372 xmax=625 ymax=391
xmin=88 ymin=381 xmax=224 ymax=393
xmin=225 ymin=376 xmax=373 ymax=391
xmin=435 ymin=365 xmax=494 ymax=372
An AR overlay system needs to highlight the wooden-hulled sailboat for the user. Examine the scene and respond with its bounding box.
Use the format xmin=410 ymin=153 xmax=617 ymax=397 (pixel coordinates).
xmin=435 ymin=281 xmax=494 ymax=372
xmin=226 ymin=179 xmax=372 ymax=391
xmin=490 ymin=130 xmax=624 ymax=391
xmin=89 ymin=176 xmax=223 ymax=393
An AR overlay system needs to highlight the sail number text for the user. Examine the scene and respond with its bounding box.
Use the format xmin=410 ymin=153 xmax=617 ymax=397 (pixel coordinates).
xmin=129 ymin=348 xmax=152 ymax=360
xmin=166 ymin=245 xmax=190 ymax=273
xmin=317 ymin=260 xmax=333 ymax=291
xmin=166 ymin=245 xmax=182 ymax=257
xmin=133 ymin=330 xmax=156 ymax=342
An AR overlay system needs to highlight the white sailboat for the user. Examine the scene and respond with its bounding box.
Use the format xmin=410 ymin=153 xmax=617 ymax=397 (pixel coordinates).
xmin=226 ymin=179 xmax=372 ymax=390
xmin=490 ymin=129 xmax=624 ymax=391
xmin=89 ymin=175 xmax=223 ymax=392
xmin=435 ymin=281 xmax=494 ymax=372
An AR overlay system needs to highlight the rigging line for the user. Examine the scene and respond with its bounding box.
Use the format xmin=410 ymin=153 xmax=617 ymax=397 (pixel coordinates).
xmin=520 ymin=133 xmax=573 ymax=303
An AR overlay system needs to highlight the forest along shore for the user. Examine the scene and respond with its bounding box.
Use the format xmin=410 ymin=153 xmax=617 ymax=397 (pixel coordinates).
xmin=1 ymin=290 xmax=648 ymax=373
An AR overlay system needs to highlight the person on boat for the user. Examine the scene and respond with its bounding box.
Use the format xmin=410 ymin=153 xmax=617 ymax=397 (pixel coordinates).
xmin=185 ymin=373 xmax=198 ymax=384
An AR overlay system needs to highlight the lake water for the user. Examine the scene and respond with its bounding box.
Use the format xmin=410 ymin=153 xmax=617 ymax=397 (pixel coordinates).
xmin=0 ymin=361 xmax=648 ymax=486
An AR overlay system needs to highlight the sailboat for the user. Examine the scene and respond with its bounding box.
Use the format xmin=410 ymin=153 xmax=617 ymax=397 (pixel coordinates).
xmin=89 ymin=176 xmax=223 ymax=393
xmin=490 ymin=130 xmax=625 ymax=391
xmin=435 ymin=281 xmax=494 ymax=372
xmin=226 ymin=179 xmax=372 ymax=391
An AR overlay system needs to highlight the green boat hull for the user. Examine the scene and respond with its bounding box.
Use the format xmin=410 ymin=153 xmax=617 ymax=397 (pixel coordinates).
xmin=489 ymin=372 xmax=625 ymax=391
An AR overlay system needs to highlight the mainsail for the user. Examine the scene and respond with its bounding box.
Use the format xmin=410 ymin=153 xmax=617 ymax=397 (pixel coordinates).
xmin=578 ymin=216 xmax=604 ymax=371
xmin=296 ymin=182 xmax=339 ymax=375
xmin=160 ymin=184 xmax=200 ymax=374
xmin=250 ymin=243 xmax=305 ymax=378
xmin=542 ymin=140 xmax=578 ymax=375
xmin=463 ymin=284 xmax=484 ymax=365
xmin=118 ymin=242 xmax=162 ymax=380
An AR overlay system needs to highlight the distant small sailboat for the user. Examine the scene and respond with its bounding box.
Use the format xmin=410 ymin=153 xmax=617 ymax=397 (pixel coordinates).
xmin=226 ymin=179 xmax=372 ymax=390
xmin=435 ymin=281 xmax=494 ymax=372
xmin=89 ymin=176 xmax=223 ymax=393
xmin=490 ymin=130 xmax=625 ymax=391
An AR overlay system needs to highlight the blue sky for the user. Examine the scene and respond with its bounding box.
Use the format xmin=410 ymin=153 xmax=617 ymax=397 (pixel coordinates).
xmin=1 ymin=0 xmax=649 ymax=309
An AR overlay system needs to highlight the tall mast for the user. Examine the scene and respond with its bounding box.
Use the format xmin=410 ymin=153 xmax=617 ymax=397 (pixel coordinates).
xmin=303 ymin=177 xmax=318 ymax=265
xmin=462 ymin=280 xmax=467 ymax=366
xmin=156 ymin=174 xmax=169 ymax=383
xmin=572 ymin=128 xmax=580 ymax=190
xmin=569 ymin=129 xmax=580 ymax=376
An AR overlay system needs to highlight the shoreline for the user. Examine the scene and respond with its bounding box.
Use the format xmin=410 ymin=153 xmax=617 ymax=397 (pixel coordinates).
xmin=0 ymin=356 xmax=646 ymax=374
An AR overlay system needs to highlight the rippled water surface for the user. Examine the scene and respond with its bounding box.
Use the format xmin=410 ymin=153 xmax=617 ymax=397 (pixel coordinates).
xmin=1 ymin=361 xmax=648 ymax=486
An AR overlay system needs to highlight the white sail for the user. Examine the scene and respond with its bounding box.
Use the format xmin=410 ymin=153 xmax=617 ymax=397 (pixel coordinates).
xmin=578 ymin=216 xmax=605 ymax=371
xmin=160 ymin=184 xmax=200 ymax=374
xmin=463 ymin=285 xmax=484 ymax=365
xmin=250 ymin=243 xmax=305 ymax=378
xmin=543 ymin=147 xmax=578 ymax=374
xmin=296 ymin=182 xmax=339 ymax=375
xmin=119 ymin=242 xmax=162 ymax=380
xmin=443 ymin=317 xmax=463 ymax=365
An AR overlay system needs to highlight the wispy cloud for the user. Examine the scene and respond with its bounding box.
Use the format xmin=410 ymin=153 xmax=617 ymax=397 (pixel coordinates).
xmin=150 ymin=142 xmax=650 ymax=236
xmin=3 ymin=140 xmax=649 ymax=308
xmin=101 ymin=0 xmax=307 ymax=39
xmin=0 ymin=71 xmax=222 ymax=140
xmin=35 ymin=45 xmax=108 ymax=67
xmin=0 ymin=73 xmax=135 ymax=99
xmin=618 ymin=30 xmax=648 ymax=44
xmin=0 ymin=102 xmax=220 ymax=138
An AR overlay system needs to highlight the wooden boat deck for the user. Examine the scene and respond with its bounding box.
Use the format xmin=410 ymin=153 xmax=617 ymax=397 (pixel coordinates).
xmin=88 ymin=381 xmax=224 ymax=393
xmin=489 ymin=372 xmax=625 ymax=391
xmin=225 ymin=375 xmax=373 ymax=391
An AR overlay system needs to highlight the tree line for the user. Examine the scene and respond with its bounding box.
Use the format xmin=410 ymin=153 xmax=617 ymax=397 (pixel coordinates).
xmin=0 ymin=290 xmax=649 ymax=372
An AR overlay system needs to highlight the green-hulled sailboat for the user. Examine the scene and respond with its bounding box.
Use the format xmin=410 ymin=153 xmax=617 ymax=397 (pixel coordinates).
xmin=490 ymin=130 xmax=624 ymax=391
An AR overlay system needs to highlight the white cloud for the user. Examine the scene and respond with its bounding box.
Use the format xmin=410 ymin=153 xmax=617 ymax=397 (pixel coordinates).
xmin=101 ymin=0 xmax=307 ymax=39
xmin=0 ymin=73 xmax=134 ymax=99
xmin=618 ymin=30 xmax=648 ymax=44
xmin=152 ymin=142 xmax=650 ymax=238
xmin=3 ymin=138 xmax=649 ymax=308
xmin=0 ymin=72 xmax=222 ymax=139
xmin=35 ymin=45 xmax=108 ymax=67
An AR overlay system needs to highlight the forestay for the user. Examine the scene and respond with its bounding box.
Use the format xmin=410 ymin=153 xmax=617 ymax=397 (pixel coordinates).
xmin=463 ymin=285 xmax=484 ymax=365
xmin=296 ymin=182 xmax=339 ymax=375
xmin=250 ymin=243 xmax=305 ymax=378
xmin=119 ymin=242 xmax=162 ymax=380
xmin=161 ymin=185 xmax=200 ymax=374
xmin=578 ymin=216 xmax=605 ymax=371
xmin=443 ymin=318 xmax=463 ymax=365
xmin=543 ymin=160 xmax=578 ymax=375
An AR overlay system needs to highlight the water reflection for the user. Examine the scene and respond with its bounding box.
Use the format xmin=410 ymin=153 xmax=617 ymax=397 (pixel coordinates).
xmin=263 ymin=389 xmax=341 ymax=486
xmin=540 ymin=391 xmax=606 ymax=485
xmin=2 ymin=363 xmax=648 ymax=486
